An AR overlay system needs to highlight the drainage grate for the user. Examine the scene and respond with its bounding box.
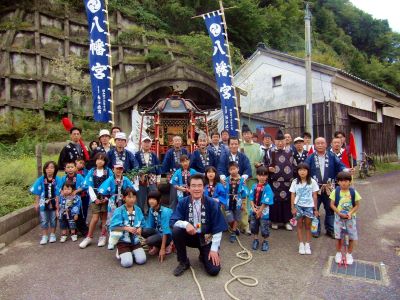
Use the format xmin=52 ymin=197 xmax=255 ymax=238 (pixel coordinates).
xmin=326 ymin=256 xmax=388 ymax=285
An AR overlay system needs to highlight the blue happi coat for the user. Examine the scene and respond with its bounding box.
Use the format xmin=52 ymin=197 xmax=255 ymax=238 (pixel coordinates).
xmin=145 ymin=205 xmax=173 ymax=236
xmin=30 ymin=176 xmax=62 ymax=211
xmin=207 ymin=142 xmax=229 ymax=161
xmin=305 ymin=152 xmax=346 ymax=184
xmin=223 ymin=176 xmax=248 ymax=210
xmin=59 ymin=173 xmax=85 ymax=193
xmin=134 ymin=151 xmax=161 ymax=175
xmin=189 ymin=149 xmax=217 ymax=174
xmin=109 ymin=204 xmax=144 ymax=245
xmin=107 ymin=148 xmax=138 ymax=172
xmin=58 ymin=195 xmax=82 ymax=219
xmin=83 ymin=167 xmax=114 ymax=201
xmin=204 ymin=182 xmax=227 ymax=206
xmin=249 ymin=183 xmax=274 ymax=220
xmin=217 ymin=151 xmax=252 ymax=177
xmin=97 ymin=175 xmax=135 ymax=215
xmin=170 ymin=195 xmax=228 ymax=235
xmin=161 ymin=147 xmax=190 ymax=173
xmin=170 ymin=168 xmax=198 ymax=201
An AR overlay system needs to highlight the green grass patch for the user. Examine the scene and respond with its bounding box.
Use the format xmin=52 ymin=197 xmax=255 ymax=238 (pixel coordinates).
xmin=375 ymin=161 xmax=400 ymax=174
xmin=0 ymin=155 xmax=58 ymax=217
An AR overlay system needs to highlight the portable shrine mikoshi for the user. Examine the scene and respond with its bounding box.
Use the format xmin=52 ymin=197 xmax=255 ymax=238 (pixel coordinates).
xmin=139 ymin=95 xmax=209 ymax=161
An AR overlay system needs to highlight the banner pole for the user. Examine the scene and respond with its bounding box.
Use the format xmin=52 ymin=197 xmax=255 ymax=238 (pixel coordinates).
xmin=219 ymin=0 xmax=241 ymax=139
xmin=104 ymin=0 xmax=115 ymax=125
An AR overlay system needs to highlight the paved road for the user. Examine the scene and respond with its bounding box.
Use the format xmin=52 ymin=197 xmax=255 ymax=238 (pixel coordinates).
xmin=1 ymin=171 xmax=399 ymax=300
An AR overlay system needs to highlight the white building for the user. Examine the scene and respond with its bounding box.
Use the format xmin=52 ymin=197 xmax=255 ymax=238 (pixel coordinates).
xmin=234 ymin=46 xmax=400 ymax=161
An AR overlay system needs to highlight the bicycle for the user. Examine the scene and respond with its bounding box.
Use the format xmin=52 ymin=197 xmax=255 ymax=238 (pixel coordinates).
xmin=358 ymin=152 xmax=376 ymax=179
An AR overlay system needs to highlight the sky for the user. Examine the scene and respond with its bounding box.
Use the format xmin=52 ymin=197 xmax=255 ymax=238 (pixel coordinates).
xmin=350 ymin=0 xmax=400 ymax=33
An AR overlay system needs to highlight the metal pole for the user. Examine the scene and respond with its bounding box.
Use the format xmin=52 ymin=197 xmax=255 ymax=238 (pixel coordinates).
xmin=305 ymin=2 xmax=313 ymax=140
xmin=219 ymin=0 xmax=242 ymax=140
xmin=104 ymin=0 xmax=115 ymax=125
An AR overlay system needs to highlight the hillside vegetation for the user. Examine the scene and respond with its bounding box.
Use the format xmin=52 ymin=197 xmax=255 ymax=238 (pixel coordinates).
xmin=99 ymin=0 xmax=399 ymax=94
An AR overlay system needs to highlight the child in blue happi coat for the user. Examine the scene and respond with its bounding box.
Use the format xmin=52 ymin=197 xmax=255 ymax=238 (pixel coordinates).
xmin=204 ymin=166 xmax=226 ymax=205
xmin=224 ymin=161 xmax=248 ymax=243
xmin=249 ymin=166 xmax=274 ymax=252
xmin=59 ymin=181 xmax=81 ymax=243
xmin=30 ymin=161 xmax=62 ymax=245
xmin=97 ymin=162 xmax=135 ymax=249
xmin=79 ymin=153 xmax=114 ymax=249
xmin=75 ymin=157 xmax=89 ymax=220
xmin=170 ymin=155 xmax=198 ymax=204
xmin=109 ymin=188 xmax=146 ymax=268
xmin=59 ymin=161 xmax=85 ymax=195
xmin=142 ymin=190 xmax=173 ymax=262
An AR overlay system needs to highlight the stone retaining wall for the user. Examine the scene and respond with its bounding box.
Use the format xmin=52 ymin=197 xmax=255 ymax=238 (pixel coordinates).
xmin=0 ymin=205 xmax=39 ymax=246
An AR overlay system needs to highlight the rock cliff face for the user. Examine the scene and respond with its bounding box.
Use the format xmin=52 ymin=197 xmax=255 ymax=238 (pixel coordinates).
xmin=0 ymin=1 xmax=198 ymax=116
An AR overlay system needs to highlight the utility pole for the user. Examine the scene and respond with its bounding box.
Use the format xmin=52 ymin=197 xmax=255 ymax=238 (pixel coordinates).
xmin=305 ymin=2 xmax=313 ymax=139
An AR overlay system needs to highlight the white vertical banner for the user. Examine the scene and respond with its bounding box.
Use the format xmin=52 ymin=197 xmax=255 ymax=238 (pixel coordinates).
xmin=208 ymin=109 xmax=225 ymax=134
xmin=127 ymin=108 xmax=141 ymax=154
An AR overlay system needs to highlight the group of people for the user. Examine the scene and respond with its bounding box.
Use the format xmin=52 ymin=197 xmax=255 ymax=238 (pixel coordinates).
xmin=31 ymin=123 xmax=361 ymax=277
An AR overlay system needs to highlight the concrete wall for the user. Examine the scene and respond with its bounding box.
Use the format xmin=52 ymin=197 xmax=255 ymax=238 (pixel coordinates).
xmin=331 ymin=84 xmax=374 ymax=111
xmin=0 ymin=205 xmax=39 ymax=246
xmin=234 ymin=52 xmax=333 ymax=114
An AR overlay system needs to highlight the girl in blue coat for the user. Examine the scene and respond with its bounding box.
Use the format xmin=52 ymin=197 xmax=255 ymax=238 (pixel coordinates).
xmin=30 ymin=161 xmax=62 ymax=245
xmin=109 ymin=188 xmax=146 ymax=268
xmin=97 ymin=163 xmax=135 ymax=231
xmin=203 ymin=166 xmax=226 ymax=205
xmin=79 ymin=152 xmax=114 ymax=249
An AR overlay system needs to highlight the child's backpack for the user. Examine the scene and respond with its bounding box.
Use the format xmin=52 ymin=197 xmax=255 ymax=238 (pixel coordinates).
xmin=334 ymin=186 xmax=356 ymax=207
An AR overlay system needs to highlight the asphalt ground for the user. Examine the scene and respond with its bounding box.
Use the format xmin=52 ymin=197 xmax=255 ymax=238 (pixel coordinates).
xmin=1 ymin=171 xmax=399 ymax=300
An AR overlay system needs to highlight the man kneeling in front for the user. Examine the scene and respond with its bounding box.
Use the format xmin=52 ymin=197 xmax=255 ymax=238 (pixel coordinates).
xmin=170 ymin=173 xmax=227 ymax=276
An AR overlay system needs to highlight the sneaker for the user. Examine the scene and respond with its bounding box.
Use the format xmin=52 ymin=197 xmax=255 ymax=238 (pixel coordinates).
xmin=107 ymin=243 xmax=115 ymax=250
xmin=346 ymin=253 xmax=354 ymax=265
xmin=71 ymin=235 xmax=78 ymax=242
xmin=271 ymin=223 xmax=279 ymax=230
xmin=116 ymin=249 xmax=120 ymax=260
xmin=40 ymin=235 xmax=48 ymax=245
xmin=298 ymin=242 xmax=305 ymax=255
xmin=60 ymin=235 xmax=68 ymax=243
xmin=148 ymin=246 xmax=159 ymax=256
xmin=261 ymin=240 xmax=269 ymax=252
xmin=285 ymin=223 xmax=293 ymax=231
xmin=173 ymin=261 xmax=190 ymax=276
xmin=252 ymin=239 xmax=260 ymax=250
xmin=229 ymin=233 xmax=237 ymax=243
xmin=97 ymin=235 xmax=107 ymax=247
xmin=79 ymin=237 xmax=92 ymax=249
xmin=335 ymin=252 xmax=342 ymax=264
xmin=235 ymin=229 xmax=240 ymax=236
xmin=304 ymin=243 xmax=311 ymax=255
xmin=245 ymin=229 xmax=252 ymax=236
xmin=49 ymin=233 xmax=57 ymax=243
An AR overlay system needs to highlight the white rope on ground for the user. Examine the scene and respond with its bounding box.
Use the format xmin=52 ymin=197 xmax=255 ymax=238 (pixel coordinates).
xmin=224 ymin=236 xmax=258 ymax=300
xmin=190 ymin=266 xmax=206 ymax=300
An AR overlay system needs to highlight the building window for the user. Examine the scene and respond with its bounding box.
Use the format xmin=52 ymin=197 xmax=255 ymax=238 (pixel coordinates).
xmin=272 ymin=75 xmax=282 ymax=87
xmin=377 ymin=106 xmax=383 ymax=123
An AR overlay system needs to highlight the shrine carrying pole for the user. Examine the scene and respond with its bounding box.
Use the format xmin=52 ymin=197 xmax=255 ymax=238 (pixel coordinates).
xmin=104 ymin=0 xmax=115 ymax=125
